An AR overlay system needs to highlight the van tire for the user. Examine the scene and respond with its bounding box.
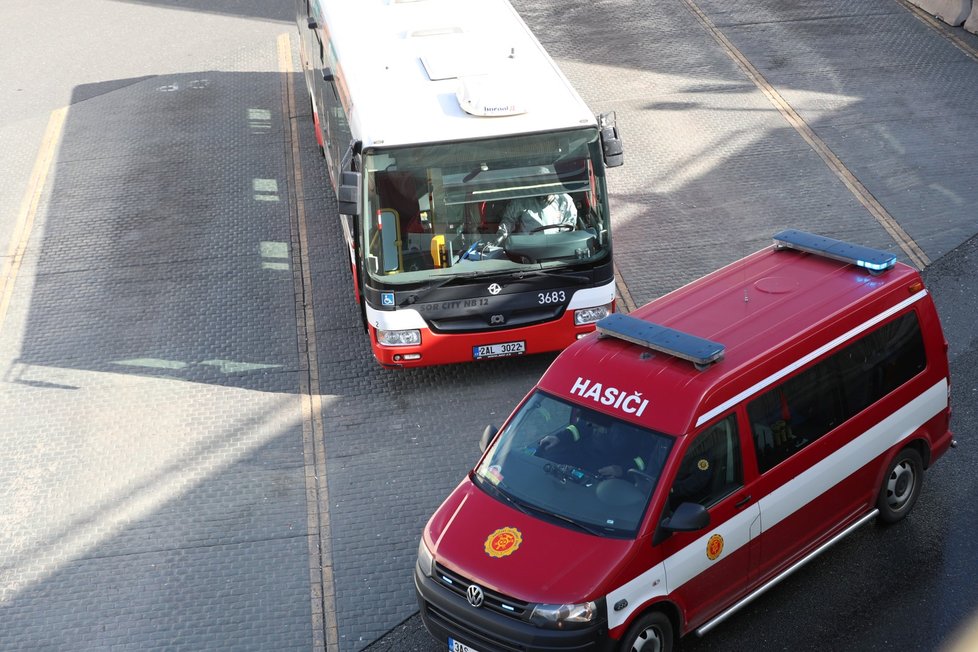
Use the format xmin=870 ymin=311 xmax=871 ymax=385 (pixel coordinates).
xmin=620 ymin=611 xmax=673 ymax=652
xmin=876 ymin=447 xmax=923 ymax=524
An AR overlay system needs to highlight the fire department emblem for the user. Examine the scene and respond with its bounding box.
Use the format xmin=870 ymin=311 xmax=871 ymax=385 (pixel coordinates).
xmin=706 ymin=534 xmax=724 ymax=561
xmin=484 ymin=527 xmax=522 ymax=558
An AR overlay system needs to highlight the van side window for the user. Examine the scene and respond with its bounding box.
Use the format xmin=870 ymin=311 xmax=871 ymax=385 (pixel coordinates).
xmin=670 ymin=413 xmax=742 ymax=509
xmin=749 ymin=311 xmax=926 ymax=473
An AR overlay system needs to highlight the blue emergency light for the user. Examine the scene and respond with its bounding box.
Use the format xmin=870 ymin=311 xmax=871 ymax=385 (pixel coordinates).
xmin=772 ymin=229 xmax=897 ymax=274
xmin=596 ymin=313 xmax=725 ymax=369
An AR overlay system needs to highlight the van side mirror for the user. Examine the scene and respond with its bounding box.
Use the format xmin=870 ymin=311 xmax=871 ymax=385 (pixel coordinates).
xmin=598 ymin=111 xmax=624 ymax=168
xmin=337 ymin=170 xmax=361 ymax=216
xmin=479 ymin=425 xmax=499 ymax=453
xmin=652 ymin=502 xmax=709 ymax=545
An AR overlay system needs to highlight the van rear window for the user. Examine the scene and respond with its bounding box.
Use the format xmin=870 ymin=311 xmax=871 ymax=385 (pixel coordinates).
xmin=748 ymin=311 xmax=926 ymax=473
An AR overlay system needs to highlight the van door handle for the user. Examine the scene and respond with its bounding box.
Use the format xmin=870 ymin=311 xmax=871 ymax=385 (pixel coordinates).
xmin=735 ymin=495 xmax=752 ymax=509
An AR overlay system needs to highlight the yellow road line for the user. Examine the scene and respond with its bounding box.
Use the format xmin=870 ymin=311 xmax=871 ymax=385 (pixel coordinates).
xmin=614 ymin=262 xmax=638 ymax=313
xmin=679 ymin=0 xmax=931 ymax=270
xmin=278 ymin=32 xmax=336 ymax=652
xmin=0 ymin=107 xmax=68 ymax=333
xmin=895 ymin=0 xmax=978 ymax=62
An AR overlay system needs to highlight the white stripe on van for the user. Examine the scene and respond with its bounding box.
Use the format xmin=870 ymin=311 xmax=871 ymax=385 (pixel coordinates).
xmin=607 ymin=377 xmax=947 ymax=631
xmin=695 ymin=290 xmax=929 ymax=428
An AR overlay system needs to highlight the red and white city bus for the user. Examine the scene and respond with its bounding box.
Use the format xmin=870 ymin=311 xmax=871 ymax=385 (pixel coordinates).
xmin=415 ymin=230 xmax=954 ymax=651
xmin=294 ymin=0 xmax=624 ymax=367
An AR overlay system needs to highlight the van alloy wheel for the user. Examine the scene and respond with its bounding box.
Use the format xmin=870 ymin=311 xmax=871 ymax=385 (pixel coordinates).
xmin=621 ymin=612 xmax=672 ymax=652
xmin=876 ymin=448 xmax=923 ymax=524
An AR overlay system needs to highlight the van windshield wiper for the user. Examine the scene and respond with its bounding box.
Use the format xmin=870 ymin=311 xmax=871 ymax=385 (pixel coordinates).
xmin=475 ymin=476 xmax=532 ymax=517
xmin=476 ymin=476 xmax=606 ymax=537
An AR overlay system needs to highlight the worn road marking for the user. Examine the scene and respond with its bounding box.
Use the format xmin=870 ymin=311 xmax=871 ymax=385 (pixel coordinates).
xmin=679 ymin=0 xmax=931 ymax=270
xmin=614 ymin=262 xmax=638 ymax=313
xmin=278 ymin=32 xmax=336 ymax=652
xmin=0 ymin=107 xmax=68 ymax=334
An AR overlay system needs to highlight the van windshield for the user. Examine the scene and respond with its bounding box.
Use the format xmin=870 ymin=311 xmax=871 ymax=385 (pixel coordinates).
xmin=474 ymin=391 xmax=673 ymax=538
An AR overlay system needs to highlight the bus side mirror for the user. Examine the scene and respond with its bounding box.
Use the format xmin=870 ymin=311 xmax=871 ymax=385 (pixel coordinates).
xmin=480 ymin=425 xmax=499 ymax=453
xmin=652 ymin=502 xmax=709 ymax=545
xmin=598 ymin=111 xmax=624 ymax=168
xmin=337 ymin=170 xmax=361 ymax=216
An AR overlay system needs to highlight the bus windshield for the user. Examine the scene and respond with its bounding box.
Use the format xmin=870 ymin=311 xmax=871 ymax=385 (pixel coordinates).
xmin=474 ymin=391 xmax=673 ymax=538
xmin=362 ymin=128 xmax=610 ymax=285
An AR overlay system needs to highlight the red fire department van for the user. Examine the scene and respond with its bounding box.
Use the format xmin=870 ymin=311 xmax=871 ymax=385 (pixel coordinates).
xmin=415 ymin=230 xmax=954 ymax=652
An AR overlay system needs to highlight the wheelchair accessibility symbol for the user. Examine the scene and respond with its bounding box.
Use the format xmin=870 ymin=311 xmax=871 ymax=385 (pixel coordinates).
xmin=381 ymin=292 xmax=395 ymax=306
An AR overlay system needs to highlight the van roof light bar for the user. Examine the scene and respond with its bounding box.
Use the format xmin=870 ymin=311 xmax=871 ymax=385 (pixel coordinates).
xmin=596 ymin=313 xmax=725 ymax=369
xmin=773 ymin=229 xmax=897 ymax=274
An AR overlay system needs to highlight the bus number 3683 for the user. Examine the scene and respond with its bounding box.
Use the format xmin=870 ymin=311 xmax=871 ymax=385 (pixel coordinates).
xmin=538 ymin=291 xmax=566 ymax=305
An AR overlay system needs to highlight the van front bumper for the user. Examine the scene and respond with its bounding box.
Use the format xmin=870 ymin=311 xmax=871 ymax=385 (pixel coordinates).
xmin=414 ymin=565 xmax=614 ymax=652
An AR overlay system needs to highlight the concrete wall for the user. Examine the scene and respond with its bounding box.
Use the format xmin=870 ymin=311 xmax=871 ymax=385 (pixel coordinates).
xmin=908 ymin=0 xmax=971 ymax=27
xmin=966 ymin=1 xmax=978 ymax=33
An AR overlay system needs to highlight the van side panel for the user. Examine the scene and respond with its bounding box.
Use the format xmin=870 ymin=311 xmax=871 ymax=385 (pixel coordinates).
xmin=753 ymin=378 xmax=947 ymax=585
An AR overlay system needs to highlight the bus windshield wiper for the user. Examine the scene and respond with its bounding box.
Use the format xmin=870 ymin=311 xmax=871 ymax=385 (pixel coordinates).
xmin=401 ymin=273 xmax=481 ymax=305
xmin=482 ymin=269 xmax=592 ymax=285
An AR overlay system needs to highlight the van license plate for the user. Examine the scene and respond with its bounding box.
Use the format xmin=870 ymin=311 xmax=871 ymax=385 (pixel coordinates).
xmin=448 ymin=638 xmax=479 ymax=652
xmin=473 ymin=341 xmax=525 ymax=359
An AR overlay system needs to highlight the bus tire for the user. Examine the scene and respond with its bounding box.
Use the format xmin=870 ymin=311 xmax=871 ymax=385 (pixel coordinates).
xmin=619 ymin=610 xmax=673 ymax=652
xmin=876 ymin=447 xmax=923 ymax=524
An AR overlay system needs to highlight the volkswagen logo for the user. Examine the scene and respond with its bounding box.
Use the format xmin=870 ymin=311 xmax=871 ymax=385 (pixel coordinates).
xmin=489 ymin=314 xmax=505 ymax=325
xmin=466 ymin=584 xmax=485 ymax=608
xmin=487 ymin=283 xmax=502 ymax=295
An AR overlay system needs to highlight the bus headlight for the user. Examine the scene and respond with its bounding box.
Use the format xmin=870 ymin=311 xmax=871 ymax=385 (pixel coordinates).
xmin=377 ymin=329 xmax=421 ymax=346
xmin=529 ymin=600 xmax=600 ymax=629
xmin=574 ymin=303 xmax=612 ymax=326
xmin=417 ymin=539 xmax=435 ymax=577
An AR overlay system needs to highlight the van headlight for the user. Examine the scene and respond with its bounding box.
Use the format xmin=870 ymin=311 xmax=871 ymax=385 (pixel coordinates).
xmin=417 ymin=539 xmax=435 ymax=577
xmin=529 ymin=599 xmax=600 ymax=629
xmin=574 ymin=304 xmax=612 ymax=326
xmin=377 ymin=329 xmax=421 ymax=346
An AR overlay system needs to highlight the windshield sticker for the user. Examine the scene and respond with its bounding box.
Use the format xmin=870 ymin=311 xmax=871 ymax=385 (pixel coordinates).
xmin=570 ymin=377 xmax=649 ymax=416
xmin=485 ymin=465 xmax=503 ymax=485
xmin=485 ymin=527 xmax=523 ymax=558
xmin=706 ymin=534 xmax=724 ymax=561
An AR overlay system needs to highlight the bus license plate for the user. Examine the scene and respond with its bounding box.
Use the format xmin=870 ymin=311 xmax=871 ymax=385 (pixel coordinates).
xmin=449 ymin=638 xmax=479 ymax=652
xmin=473 ymin=341 xmax=525 ymax=359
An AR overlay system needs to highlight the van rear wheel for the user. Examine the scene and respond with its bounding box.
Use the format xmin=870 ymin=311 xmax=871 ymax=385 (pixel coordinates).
xmin=876 ymin=448 xmax=923 ymax=524
xmin=620 ymin=611 xmax=673 ymax=652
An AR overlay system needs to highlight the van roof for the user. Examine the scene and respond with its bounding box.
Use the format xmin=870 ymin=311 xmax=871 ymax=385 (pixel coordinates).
xmin=539 ymin=242 xmax=923 ymax=436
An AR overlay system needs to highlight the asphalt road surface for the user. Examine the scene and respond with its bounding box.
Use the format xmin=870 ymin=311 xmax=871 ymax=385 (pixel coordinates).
xmin=1 ymin=1 xmax=977 ymax=651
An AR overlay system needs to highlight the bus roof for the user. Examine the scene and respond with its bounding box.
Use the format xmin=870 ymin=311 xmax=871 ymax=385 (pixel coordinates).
xmin=313 ymin=0 xmax=597 ymax=150
xmin=539 ymin=243 xmax=924 ymax=436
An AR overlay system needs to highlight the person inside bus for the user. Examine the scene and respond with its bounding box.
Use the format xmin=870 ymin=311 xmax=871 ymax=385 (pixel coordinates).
xmin=496 ymin=192 xmax=577 ymax=240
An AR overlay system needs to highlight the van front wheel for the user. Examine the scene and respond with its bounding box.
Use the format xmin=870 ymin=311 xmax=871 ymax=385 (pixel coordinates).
xmin=620 ymin=611 xmax=673 ymax=652
xmin=877 ymin=448 xmax=923 ymax=524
